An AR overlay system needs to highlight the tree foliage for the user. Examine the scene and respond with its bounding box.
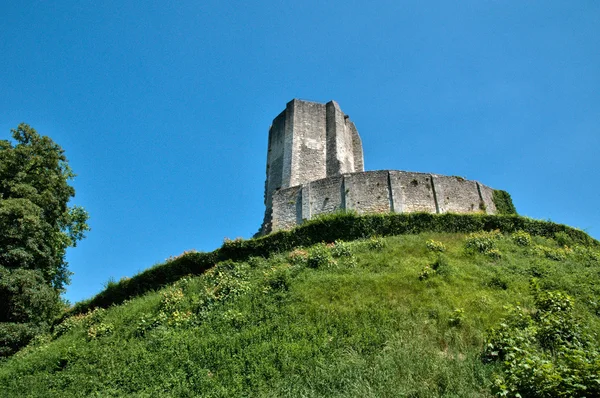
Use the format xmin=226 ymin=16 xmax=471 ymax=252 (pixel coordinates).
xmin=0 ymin=123 xmax=89 ymax=290
xmin=0 ymin=268 xmax=62 ymax=356
xmin=0 ymin=123 xmax=89 ymax=355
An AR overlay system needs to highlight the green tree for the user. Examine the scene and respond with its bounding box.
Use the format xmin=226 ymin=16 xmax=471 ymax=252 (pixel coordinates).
xmin=0 ymin=123 xmax=89 ymax=355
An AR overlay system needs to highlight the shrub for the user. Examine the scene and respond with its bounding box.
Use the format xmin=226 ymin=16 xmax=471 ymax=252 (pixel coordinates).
xmin=487 ymin=276 xmax=508 ymax=290
xmin=492 ymin=190 xmax=517 ymax=215
xmin=262 ymin=265 xmax=292 ymax=293
xmin=53 ymin=309 xmax=105 ymax=339
xmin=465 ymin=230 xmax=502 ymax=255
xmin=307 ymin=244 xmax=335 ymax=269
xmin=572 ymin=245 xmax=600 ymax=266
xmin=511 ymin=230 xmax=532 ymax=247
xmin=222 ymin=237 xmax=245 ymax=250
xmin=434 ymin=253 xmax=450 ymax=270
xmin=531 ymin=245 xmax=569 ymax=262
xmin=419 ymin=254 xmax=452 ymax=280
xmin=288 ymin=248 xmax=309 ymax=266
xmin=418 ymin=265 xmax=435 ymax=281
xmin=485 ymin=248 xmax=502 ymax=260
xmin=449 ymin=308 xmax=464 ymax=327
xmin=553 ymin=231 xmax=575 ymax=248
xmin=426 ymin=239 xmax=446 ymax=252
xmin=0 ymin=267 xmax=62 ymax=356
xmin=0 ymin=322 xmax=42 ymax=357
xmin=330 ymin=240 xmax=354 ymax=258
xmin=483 ymin=286 xmax=600 ymax=397
xmin=367 ymin=236 xmax=385 ymax=250
xmin=203 ymin=261 xmax=250 ymax=304
xmin=87 ymin=322 xmax=113 ymax=340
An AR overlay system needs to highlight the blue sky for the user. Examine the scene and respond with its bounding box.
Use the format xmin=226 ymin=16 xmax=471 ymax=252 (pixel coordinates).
xmin=1 ymin=1 xmax=598 ymax=304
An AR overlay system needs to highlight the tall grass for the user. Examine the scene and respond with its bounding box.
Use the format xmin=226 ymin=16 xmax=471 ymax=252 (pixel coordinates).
xmin=1 ymin=231 xmax=598 ymax=397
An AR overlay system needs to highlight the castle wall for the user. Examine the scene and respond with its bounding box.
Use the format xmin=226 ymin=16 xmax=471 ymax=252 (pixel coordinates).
xmin=389 ymin=171 xmax=437 ymax=213
xmin=267 ymin=170 xmax=499 ymax=233
xmin=477 ymin=183 xmax=498 ymax=214
xmin=432 ymin=175 xmax=482 ymax=214
xmin=271 ymin=185 xmax=302 ymax=232
xmin=261 ymin=99 xmax=505 ymax=235
xmin=308 ymin=175 xmax=344 ymax=218
xmin=344 ymin=171 xmax=391 ymax=214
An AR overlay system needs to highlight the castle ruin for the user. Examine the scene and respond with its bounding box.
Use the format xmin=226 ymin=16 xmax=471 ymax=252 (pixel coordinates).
xmin=260 ymin=99 xmax=498 ymax=235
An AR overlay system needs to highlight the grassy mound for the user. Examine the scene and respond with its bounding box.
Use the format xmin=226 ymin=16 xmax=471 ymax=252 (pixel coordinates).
xmin=67 ymin=212 xmax=597 ymax=318
xmin=1 ymin=228 xmax=599 ymax=397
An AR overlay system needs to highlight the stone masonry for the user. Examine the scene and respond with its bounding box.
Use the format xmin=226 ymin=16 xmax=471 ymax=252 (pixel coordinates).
xmin=260 ymin=99 xmax=499 ymax=234
xmin=261 ymin=99 xmax=363 ymax=233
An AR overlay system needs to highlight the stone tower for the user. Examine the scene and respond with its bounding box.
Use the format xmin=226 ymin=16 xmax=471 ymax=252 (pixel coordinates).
xmin=260 ymin=99 xmax=364 ymax=233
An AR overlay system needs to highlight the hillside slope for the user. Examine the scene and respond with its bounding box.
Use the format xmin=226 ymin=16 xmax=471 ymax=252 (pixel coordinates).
xmin=1 ymin=223 xmax=599 ymax=397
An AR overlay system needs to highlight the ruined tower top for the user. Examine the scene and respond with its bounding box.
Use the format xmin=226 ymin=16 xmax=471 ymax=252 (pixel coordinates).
xmin=263 ymin=99 xmax=364 ymax=214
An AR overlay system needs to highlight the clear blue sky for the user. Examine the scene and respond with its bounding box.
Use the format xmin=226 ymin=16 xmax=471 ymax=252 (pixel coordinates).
xmin=1 ymin=1 xmax=598 ymax=304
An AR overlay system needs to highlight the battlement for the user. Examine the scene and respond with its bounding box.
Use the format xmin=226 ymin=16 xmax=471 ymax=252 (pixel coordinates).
xmin=260 ymin=100 xmax=501 ymax=235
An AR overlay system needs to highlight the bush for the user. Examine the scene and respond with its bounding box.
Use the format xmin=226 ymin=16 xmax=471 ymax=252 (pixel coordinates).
xmin=531 ymin=245 xmax=569 ymax=262
xmin=307 ymin=244 xmax=335 ymax=269
xmin=419 ymin=255 xmax=451 ymax=280
xmin=0 ymin=268 xmax=63 ymax=356
xmin=483 ymin=286 xmax=600 ymax=397
xmin=448 ymin=308 xmax=464 ymax=327
xmin=330 ymin=240 xmax=354 ymax=258
xmin=485 ymin=248 xmax=502 ymax=260
xmin=464 ymin=230 xmax=502 ymax=255
xmin=262 ymin=265 xmax=292 ymax=293
xmin=554 ymin=231 xmax=575 ymax=248
xmin=418 ymin=265 xmax=435 ymax=281
xmin=366 ymin=236 xmax=385 ymax=250
xmin=487 ymin=276 xmax=508 ymax=290
xmin=426 ymin=239 xmax=446 ymax=252
xmin=511 ymin=230 xmax=532 ymax=247
xmin=288 ymin=248 xmax=309 ymax=266
xmin=0 ymin=322 xmax=42 ymax=357
xmin=87 ymin=322 xmax=113 ymax=340
xmin=492 ymin=190 xmax=517 ymax=215
xmin=432 ymin=254 xmax=451 ymax=275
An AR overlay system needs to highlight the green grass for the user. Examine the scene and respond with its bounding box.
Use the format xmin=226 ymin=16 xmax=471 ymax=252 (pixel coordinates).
xmin=1 ymin=231 xmax=599 ymax=397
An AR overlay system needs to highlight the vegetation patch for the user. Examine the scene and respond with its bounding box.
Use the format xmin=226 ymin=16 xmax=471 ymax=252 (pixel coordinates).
xmin=484 ymin=283 xmax=600 ymax=397
xmin=0 ymin=231 xmax=598 ymax=397
xmin=66 ymin=212 xmax=598 ymax=317
xmin=492 ymin=190 xmax=517 ymax=215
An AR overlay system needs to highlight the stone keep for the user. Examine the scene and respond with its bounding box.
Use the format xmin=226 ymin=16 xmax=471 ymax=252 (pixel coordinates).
xmin=261 ymin=99 xmax=364 ymax=232
xmin=260 ymin=99 xmax=499 ymax=235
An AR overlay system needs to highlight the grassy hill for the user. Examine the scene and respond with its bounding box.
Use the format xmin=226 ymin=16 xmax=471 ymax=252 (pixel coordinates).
xmin=1 ymin=214 xmax=599 ymax=397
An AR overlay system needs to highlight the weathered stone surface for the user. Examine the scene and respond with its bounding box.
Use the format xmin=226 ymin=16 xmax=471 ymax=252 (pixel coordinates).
xmin=309 ymin=175 xmax=344 ymax=218
xmin=344 ymin=171 xmax=391 ymax=214
xmin=389 ymin=171 xmax=437 ymax=214
xmin=271 ymin=185 xmax=302 ymax=232
xmin=477 ymin=183 xmax=498 ymax=215
xmin=289 ymin=100 xmax=327 ymax=188
xmin=268 ymin=170 xmax=505 ymax=233
xmin=432 ymin=175 xmax=482 ymax=214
